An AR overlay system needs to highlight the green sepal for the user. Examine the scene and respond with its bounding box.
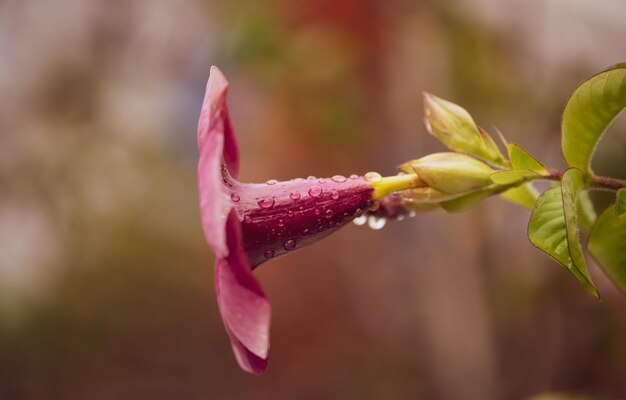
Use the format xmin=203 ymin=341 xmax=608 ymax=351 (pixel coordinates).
xmin=507 ymin=143 xmax=548 ymax=174
xmin=490 ymin=169 xmax=540 ymax=185
xmin=500 ymin=183 xmax=538 ymax=210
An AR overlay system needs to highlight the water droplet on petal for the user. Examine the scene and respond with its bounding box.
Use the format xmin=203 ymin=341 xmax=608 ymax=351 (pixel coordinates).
xmin=266 ymin=179 xmax=278 ymax=185
xmin=307 ymin=175 xmax=316 ymax=180
xmin=355 ymin=208 xmax=363 ymax=215
xmin=368 ymin=216 xmax=387 ymax=230
xmin=290 ymin=191 xmax=301 ymax=201
xmin=278 ymin=219 xmax=284 ymax=227
xmin=353 ymin=215 xmax=367 ymax=226
xmin=308 ymin=186 xmax=322 ymax=198
xmin=288 ymin=210 xmax=294 ymax=217
xmin=330 ymin=190 xmax=339 ymax=200
xmin=315 ymin=208 xmax=321 ymax=215
xmin=258 ymin=197 xmax=275 ymax=208
xmin=302 ymin=228 xmax=310 ymax=235
xmin=349 ymin=174 xmax=359 ymax=180
xmin=364 ymin=171 xmax=382 ymax=183
xmin=244 ymin=216 xmax=252 ymax=224
xmin=283 ymin=239 xmax=297 ymax=251
xmin=324 ymin=209 xmax=334 ymax=219
xmin=396 ymin=214 xmax=405 ymax=221
xmin=369 ymin=201 xmax=380 ymax=212
xmin=230 ymin=193 xmax=240 ymax=202
xmin=264 ymin=250 xmax=275 ymax=259
xmin=409 ymin=211 xmax=417 ymax=218
xmin=331 ymin=175 xmax=346 ymax=183
xmin=318 ymin=178 xmax=327 ymax=184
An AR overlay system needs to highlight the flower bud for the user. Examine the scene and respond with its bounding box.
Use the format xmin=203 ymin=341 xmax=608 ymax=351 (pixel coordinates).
xmin=401 ymin=152 xmax=494 ymax=194
xmin=423 ymin=93 xmax=506 ymax=166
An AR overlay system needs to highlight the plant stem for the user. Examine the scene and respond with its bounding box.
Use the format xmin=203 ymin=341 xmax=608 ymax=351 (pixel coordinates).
xmin=591 ymin=175 xmax=626 ymax=190
xmin=545 ymin=169 xmax=626 ymax=190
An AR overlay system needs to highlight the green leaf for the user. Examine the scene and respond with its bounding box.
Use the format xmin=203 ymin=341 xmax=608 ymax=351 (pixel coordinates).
xmin=507 ymin=143 xmax=548 ymax=174
xmin=560 ymin=168 xmax=596 ymax=294
xmin=441 ymin=186 xmax=495 ymax=213
xmin=616 ymin=188 xmax=626 ymax=217
xmin=490 ymin=169 xmax=540 ymax=185
xmin=423 ymin=93 xmax=507 ymax=166
xmin=588 ymin=205 xmax=626 ymax=293
xmin=577 ymin=191 xmax=597 ymax=231
xmin=501 ymin=183 xmax=538 ymax=210
xmin=528 ymin=181 xmax=598 ymax=297
xmin=561 ymin=64 xmax=626 ymax=173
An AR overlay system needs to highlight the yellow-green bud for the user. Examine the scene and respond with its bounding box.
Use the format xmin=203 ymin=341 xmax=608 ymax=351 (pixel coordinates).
xmin=423 ymin=93 xmax=506 ymax=166
xmin=401 ymin=152 xmax=494 ymax=194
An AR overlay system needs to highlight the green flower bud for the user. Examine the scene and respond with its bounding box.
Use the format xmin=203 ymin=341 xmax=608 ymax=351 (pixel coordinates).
xmin=401 ymin=152 xmax=494 ymax=194
xmin=423 ymin=93 xmax=506 ymax=166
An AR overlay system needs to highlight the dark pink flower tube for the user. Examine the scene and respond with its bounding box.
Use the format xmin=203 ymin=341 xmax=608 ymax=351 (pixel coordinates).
xmin=197 ymin=67 xmax=398 ymax=373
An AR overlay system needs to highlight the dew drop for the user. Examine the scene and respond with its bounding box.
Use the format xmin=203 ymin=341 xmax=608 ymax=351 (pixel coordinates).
xmin=283 ymin=239 xmax=297 ymax=251
xmin=349 ymin=174 xmax=359 ymax=180
xmin=409 ymin=211 xmax=417 ymax=218
xmin=396 ymin=214 xmax=405 ymax=221
xmin=364 ymin=171 xmax=382 ymax=183
xmin=369 ymin=201 xmax=380 ymax=212
xmin=308 ymin=186 xmax=322 ymax=198
xmin=307 ymin=175 xmax=316 ymax=180
xmin=230 ymin=193 xmax=240 ymax=202
xmin=266 ymin=179 xmax=278 ymax=185
xmin=258 ymin=197 xmax=275 ymax=208
xmin=278 ymin=219 xmax=285 ymax=227
xmin=264 ymin=250 xmax=275 ymax=259
xmin=329 ymin=221 xmax=336 ymax=227
xmin=353 ymin=215 xmax=367 ymax=226
xmin=331 ymin=175 xmax=346 ymax=183
xmin=302 ymin=228 xmax=310 ymax=235
xmin=324 ymin=209 xmax=334 ymax=219
xmin=330 ymin=190 xmax=339 ymax=200
xmin=318 ymin=178 xmax=327 ymax=184
xmin=244 ymin=216 xmax=252 ymax=224
xmin=355 ymin=208 xmax=363 ymax=215
xmin=315 ymin=208 xmax=321 ymax=215
xmin=288 ymin=210 xmax=294 ymax=217
xmin=290 ymin=192 xmax=301 ymax=201
xmin=368 ymin=216 xmax=387 ymax=230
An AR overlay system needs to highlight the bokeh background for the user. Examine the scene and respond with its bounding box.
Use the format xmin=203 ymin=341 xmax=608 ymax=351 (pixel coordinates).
xmin=1 ymin=0 xmax=626 ymax=399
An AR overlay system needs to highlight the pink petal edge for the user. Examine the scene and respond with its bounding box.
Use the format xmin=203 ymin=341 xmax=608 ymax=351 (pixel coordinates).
xmin=216 ymin=211 xmax=271 ymax=373
xmin=197 ymin=66 xmax=240 ymax=258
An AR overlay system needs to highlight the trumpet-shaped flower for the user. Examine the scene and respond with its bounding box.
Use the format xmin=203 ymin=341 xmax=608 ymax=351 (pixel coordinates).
xmin=197 ymin=67 xmax=414 ymax=373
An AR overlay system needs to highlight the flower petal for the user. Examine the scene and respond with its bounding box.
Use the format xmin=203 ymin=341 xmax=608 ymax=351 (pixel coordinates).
xmin=224 ymin=325 xmax=268 ymax=374
xmin=197 ymin=66 xmax=240 ymax=257
xmin=198 ymin=66 xmax=239 ymax=177
xmin=216 ymin=211 xmax=271 ymax=371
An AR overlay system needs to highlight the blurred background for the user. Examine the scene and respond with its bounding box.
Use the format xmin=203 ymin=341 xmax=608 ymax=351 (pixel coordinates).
xmin=1 ymin=0 xmax=626 ymax=399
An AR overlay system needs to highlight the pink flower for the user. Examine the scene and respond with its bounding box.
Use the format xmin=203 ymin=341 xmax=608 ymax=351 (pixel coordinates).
xmin=197 ymin=67 xmax=381 ymax=373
